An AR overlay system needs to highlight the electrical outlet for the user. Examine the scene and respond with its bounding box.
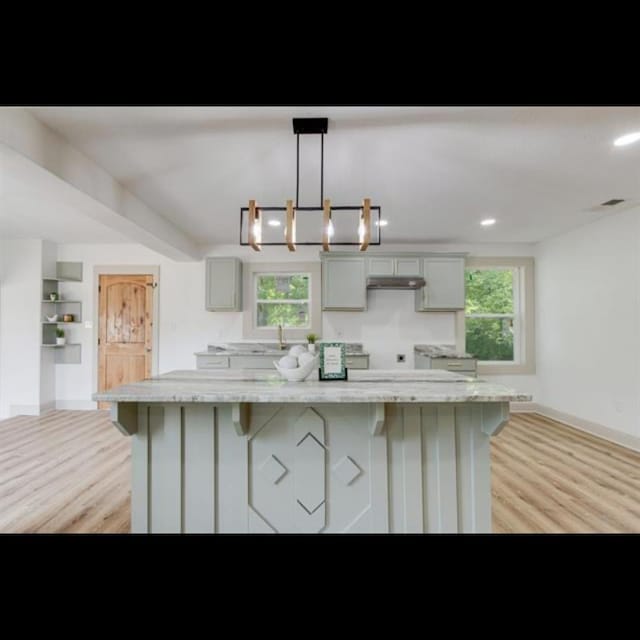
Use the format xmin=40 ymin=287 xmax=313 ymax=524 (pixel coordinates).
xmin=396 ymin=354 xmax=406 ymax=363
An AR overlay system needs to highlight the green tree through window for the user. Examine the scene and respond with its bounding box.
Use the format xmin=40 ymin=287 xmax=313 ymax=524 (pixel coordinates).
xmin=465 ymin=268 xmax=515 ymax=361
xmin=256 ymin=274 xmax=310 ymax=328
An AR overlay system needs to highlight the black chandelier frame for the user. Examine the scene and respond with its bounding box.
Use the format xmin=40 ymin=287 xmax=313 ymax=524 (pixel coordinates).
xmin=239 ymin=118 xmax=382 ymax=247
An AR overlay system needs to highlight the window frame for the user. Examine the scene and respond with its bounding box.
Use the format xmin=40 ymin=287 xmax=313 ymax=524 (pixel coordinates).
xmin=242 ymin=261 xmax=322 ymax=341
xmin=456 ymin=257 xmax=535 ymax=375
xmin=254 ymin=272 xmax=312 ymax=330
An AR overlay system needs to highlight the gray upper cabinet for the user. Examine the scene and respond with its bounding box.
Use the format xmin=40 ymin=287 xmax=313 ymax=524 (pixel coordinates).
xmin=416 ymin=257 xmax=465 ymax=311
xmin=395 ymin=257 xmax=421 ymax=276
xmin=205 ymin=257 xmax=242 ymax=311
xmin=367 ymin=257 xmax=395 ymax=276
xmin=368 ymin=257 xmax=421 ymax=276
xmin=322 ymin=257 xmax=367 ymax=310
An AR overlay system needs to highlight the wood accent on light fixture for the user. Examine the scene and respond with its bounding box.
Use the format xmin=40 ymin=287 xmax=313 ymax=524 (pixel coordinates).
xmin=359 ymin=198 xmax=371 ymax=252
xmin=248 ymin=200 xmax=261 ymax=252
xmin=322 ymin=199 xmax=331 ymax=252
xmin=286 ymin=199 xmax=296 ymax=251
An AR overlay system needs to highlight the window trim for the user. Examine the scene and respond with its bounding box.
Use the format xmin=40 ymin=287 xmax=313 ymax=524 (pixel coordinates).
xmin=456 ymin=257 xmax=535 ymax=375
xmin=242 ymin=262 xmax=322 ymax=340
xmin=254 ymin=272 xmax=312 ymax=331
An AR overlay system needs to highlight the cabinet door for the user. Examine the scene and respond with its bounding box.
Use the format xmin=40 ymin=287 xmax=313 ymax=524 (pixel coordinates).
xmin=418 ymin=258 xmax=465 ymax=310
xmin=430 ymin=358 xmax=477 ymax=372
xmin=205 ymin=258 xmax=242 ymax=311
xmin=322 ymin=258 xmax=366 ymax=311
xmin=395 ymin=258 xmax=421 ymax=276
xmin=196 ymin=355 xmax=230 ymax=369
xmin=367 ymin=257 xmax=394 ymax=276
xmin=344 ymin=355 xmax=369 ymax=369
xmin=229 ymin=355 xmax=278 ymax=369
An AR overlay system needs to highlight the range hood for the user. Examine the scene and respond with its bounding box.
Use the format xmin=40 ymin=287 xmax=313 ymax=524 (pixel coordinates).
xmin=366 ymin=276 xmax=426 ymax=290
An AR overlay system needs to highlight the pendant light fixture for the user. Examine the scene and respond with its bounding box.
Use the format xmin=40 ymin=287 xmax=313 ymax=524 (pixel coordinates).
xmin=241 ymin=118 xmax=382 ymax=251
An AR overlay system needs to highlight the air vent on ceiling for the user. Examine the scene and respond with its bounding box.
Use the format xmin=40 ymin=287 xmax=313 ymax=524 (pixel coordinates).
xmin=601 ymin=198 xmax=625 ymax=206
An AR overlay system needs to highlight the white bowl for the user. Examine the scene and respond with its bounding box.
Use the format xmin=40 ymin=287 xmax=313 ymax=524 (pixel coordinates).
xmin=45 ymin=314 xmax=58 ymax=322
xmin=273 ymin=355 xmax=319 ymax=381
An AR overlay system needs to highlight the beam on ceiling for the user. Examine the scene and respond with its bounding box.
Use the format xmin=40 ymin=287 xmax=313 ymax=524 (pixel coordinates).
xmin=0 ymin=108 xmax=200 ymax=261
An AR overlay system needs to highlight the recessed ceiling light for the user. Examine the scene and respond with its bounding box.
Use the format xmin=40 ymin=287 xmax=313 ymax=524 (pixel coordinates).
xmin=267 ymin=219 xmax=281 ymax=227
xmin=613 ymin=131 xmax=640 ymax=147
xmin=480 ymin=218 xmax=496 ymax=226
xmin=376 ymin=220 xmax=388 ymax=227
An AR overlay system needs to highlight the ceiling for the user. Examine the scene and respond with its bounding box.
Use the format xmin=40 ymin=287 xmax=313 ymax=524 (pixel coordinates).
xmin=0 ymin=145 xmax=130 ymax=244
xmin=26 ymin=106 xmax=640 ymax=246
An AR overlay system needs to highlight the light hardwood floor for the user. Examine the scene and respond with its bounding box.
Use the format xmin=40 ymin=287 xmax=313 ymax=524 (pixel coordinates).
xmin=0 ymin=410 xmax=639 ymax=533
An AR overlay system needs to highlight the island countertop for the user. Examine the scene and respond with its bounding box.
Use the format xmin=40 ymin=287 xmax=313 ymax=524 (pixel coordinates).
xmin=93 ymin=369 xmax=531 ymax=404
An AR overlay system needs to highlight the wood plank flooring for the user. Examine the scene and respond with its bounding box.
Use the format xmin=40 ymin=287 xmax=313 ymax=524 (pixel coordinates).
xmin=0 ymin=410 xmax=639 ymax=533
xmin=0 ymin=410 xmax=130 ymax=533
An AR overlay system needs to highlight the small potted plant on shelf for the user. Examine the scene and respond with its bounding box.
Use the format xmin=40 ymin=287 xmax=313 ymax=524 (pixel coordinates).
xmin=49 ymin=292 xmax=59 ymax=301
xmin=306 ymin=333 xmax=319 ymax=354
xmin=56 ymin=328 xmax=66 ymax=346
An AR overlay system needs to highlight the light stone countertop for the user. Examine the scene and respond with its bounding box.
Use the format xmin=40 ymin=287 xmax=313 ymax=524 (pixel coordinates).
xmin=94 ymin=369 xmax=531 ymax=404
xmin=195 ymin=342 xmax=368 ymax=356
xmin=414 ymin=344 xmax=475 ymax=359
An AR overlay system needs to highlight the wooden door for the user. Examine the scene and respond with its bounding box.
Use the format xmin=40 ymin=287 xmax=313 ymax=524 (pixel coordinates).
xmin=98 ymin=274 xmax=153 ymax=409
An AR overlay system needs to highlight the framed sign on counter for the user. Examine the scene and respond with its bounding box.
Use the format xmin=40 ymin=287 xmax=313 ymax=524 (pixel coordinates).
xmin=319 ymin=342 xmax=347 ymax=380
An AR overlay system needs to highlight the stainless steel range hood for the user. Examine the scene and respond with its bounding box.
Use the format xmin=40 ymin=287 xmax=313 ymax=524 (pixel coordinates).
xmin=366 ymin=276 xmax=426 ymax=290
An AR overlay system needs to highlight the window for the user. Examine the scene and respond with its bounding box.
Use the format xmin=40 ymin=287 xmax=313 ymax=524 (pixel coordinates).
xmin=465 ymin=267 xmax=517 ymax=362
xmin=461 ymin=257 xmax=535 ymax=374
xmin=255 ymin=273 xmax=310 ymax=329
xmin=242 ymin=261 xmax=322 ymax=340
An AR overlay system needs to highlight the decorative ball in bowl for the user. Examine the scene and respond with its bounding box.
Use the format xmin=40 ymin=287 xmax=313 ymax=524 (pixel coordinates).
xmin=273 ymin=352 xmax=319 ymax=381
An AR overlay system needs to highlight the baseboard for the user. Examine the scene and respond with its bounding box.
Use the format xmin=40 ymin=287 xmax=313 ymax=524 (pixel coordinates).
xmin=39 ymin=401 xmax=56 ymax=415
xmin=55 ymin=399 xmax=98 ymax=411
xmin=10 ymin=404 xmax=41 ymax=417
xmin=510 ymin=401 xmax=538 ymax=413
xmin=519 ymin=403 xmax=640 ymax=453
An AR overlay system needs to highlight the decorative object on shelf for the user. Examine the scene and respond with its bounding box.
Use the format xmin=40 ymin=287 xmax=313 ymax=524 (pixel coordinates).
xmin=55 ymin=328 xmax=66 ymax=346
xmin=63 ymin=314 xmax=74 ymax=322
xmin=273 ymin=353 xmax=319 ymax=381
xmin=49 ymin=292 xmax=59 ymax=301
xmin=319 ymin=342 xmax=347 ymax=381
xmin=240 ymin=118 xmax=382 ymax=252
xmin=306 ymin=332 xmax=319 ymax=354
xmin=45 ymin=314 xmax=58 ymax=322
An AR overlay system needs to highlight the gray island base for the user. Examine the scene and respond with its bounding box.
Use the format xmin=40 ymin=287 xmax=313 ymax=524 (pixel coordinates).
xmin=94 ymin=369 xmax=531 ymax=534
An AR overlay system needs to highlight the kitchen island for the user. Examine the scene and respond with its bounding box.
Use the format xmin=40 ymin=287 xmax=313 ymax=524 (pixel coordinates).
xmin=94 ymin=369 xmax=530 ymax=534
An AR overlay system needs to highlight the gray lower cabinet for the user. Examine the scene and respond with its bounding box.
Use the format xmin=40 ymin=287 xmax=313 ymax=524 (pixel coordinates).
xmin=345 ymin=355 xmax=369 ymax=369
xmin=415 ymin=353 xmax=477 ymax=374
xmin=205 ymin=257 xmax=242 ymax=311
xmin=195 ymin=354 xmax=230 ymax=369
xmin=197 ymin=353 xmax=370 ymax=370
xmin=228 ymin=355 xmax=279 ymax=369
xmin=415 ymin=257 xmax=465 ymax=311
xmin=321 ymin=257 xmax=367 ymax=311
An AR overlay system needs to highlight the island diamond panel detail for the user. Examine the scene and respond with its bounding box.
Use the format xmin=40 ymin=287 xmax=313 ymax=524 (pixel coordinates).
xmin=130 ymin=402 xmax=507 ymax=534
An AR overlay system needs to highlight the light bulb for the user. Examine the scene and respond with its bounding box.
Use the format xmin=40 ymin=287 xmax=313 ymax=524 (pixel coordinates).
xmin=253 ymin=221 xmax=262 ymax=244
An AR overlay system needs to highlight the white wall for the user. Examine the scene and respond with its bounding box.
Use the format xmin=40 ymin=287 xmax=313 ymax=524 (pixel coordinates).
xmin=536 ymin=208 xmax=640 ymax=438
xmin=0 ymin=239 xmax=43 ymax=418
xmin=39 ymin=240 xmax=57 ymax=412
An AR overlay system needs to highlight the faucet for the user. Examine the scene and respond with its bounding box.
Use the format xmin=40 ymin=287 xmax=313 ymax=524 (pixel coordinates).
xmin=278 ymin=324 xmax=286 ymax=350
